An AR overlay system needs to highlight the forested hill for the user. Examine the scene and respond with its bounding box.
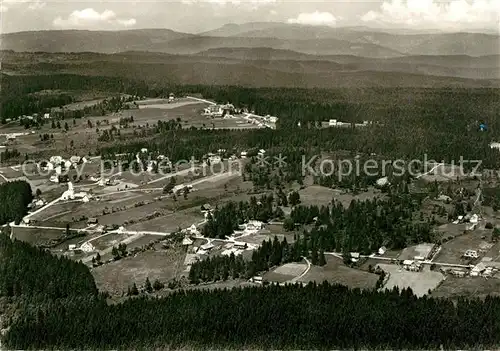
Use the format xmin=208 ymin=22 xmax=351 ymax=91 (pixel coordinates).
xmin=0 ymin=181 xmax=33 ymax=225
xmin=5 ymin=281 xmax=500 ymax=350
xmin=4 ymin=223 xmax=500 ymax=349
xmin=0 ymin=233 xmax=98 ymax=298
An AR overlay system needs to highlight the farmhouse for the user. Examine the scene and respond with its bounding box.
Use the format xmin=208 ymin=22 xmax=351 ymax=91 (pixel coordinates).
xmin=463 ymin=250 xmax=479 ymax=259
xmin=233 ymin=242 xmax=247 ymax=250
xmin=250 ymin=276 xmax=263 ymax=284
xmin=470 ymin=263 xmax=486 ymax=277
xmin=87 ymin=218 xmax=98 ymax=225
xmin=182 ymin=237 xmax=194 ymax=246
xmin=376 ymin=177 xmax=390 ymax=187
xmin=201 ymin=203 xmax=212 ymax=212
xmin=200 ymin=242 xmax=215 ymax=251
xmin=49 ymin=155 xmax=64 ymax=165
xmin=490 ymin=142 xmax=500 ymax=150
xmin=403 ymin=260 xmax=421 ymax=272
xmin=70 ymin=156 xmax=82 ymax=164
xmin=80 ymin=242 xmax=95 ymax=253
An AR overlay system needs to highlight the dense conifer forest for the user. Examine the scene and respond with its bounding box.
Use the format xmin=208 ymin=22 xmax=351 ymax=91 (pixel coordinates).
xmin=188 ymin=237 xmax=297 ymax=283
xmin=6 ymin=279 xmax=500 ymax=350
xmin=0 ymin=181 xmax=33 ymax=225
xmin=0 ymin=233 xmax=97 ymax=298
xmin=3 ymin=73 xmax=500 ymax=169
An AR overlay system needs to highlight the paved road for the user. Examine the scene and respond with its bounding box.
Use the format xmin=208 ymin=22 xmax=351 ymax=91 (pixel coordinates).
xmin=81 ymin=233 xmax=144 ymax=263
xmin=416 ymin=163 xmax=444 ymax=179
xmin=146 ymin=167 xmax=198 ymax=185
xmin=324 ymin=252 xmax=473 ymax=269
xmin=186 ymin=96 xmax=216 ymax=105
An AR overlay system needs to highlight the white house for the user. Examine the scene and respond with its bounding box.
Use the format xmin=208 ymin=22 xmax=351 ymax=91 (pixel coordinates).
xmin=376 ymin=177 xmax=389 ymax=187
xmin=49 ymin=174 xmax=59 ymax=183
xmin=240 ymin=151 xmax=248 ymax=158
xmin=463 ymin=250 xmax=479 ymax=259
xmin=403 ymin=260 xmax=421 ymax=272
xmin=329 ymin=119 xmax=338 ymax=126
xmin=269 ymin=116 xmax=278 ymax=123
xmin=43 ymin=113 xmax=50 ymax=119
xmin=70 ymin=156 xmax=82 ymax=164
xmin=68 ymin=244 xmax=77 ymax=251
xmin=245 ymin=220 xmax=263 ymax=231
xmin=378 ymin=246 xmax=387 ymax=255
xmin=200 ymin=242 xmax=215 ymax=251
xmin=182 ymin=237 xmax=194 ymax=246
xmin=49 ymin=156 xmax=63 ymax=165
xmin=140 ymin=148 xmax=148 ymax=153
xmin=250 ymin=276 xmax=263 ymax=284
xmin=470 ymin=214 xmax=479 ymax=224
xmin=64 ymin=160 xmax=72 ymax=169
xmin=233 ymin=242 xmax=247 ymax=250
xmin=490 ymin=142 xmax=500 ymax=150
xmin=80 ymin=242 xmax=95 ymax=253
xmin=471 ymin=263 xmax=486 ymax=277
xmin=209 ymin=155 xmax=222 ymax=164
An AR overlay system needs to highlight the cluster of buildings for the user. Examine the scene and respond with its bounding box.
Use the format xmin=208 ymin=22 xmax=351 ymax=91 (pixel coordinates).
xmin=444 ymin=263 xmax=498 ymax=278
xmin=44 ymin=155 xmax=90 ymax=182
xmin=402 ymin=259 xmax=423 ymax=272
xmin=452 ymin=213 xmax=480 ymax=230
xmin=243 ymin=114 xmax=278 ymax=129
xmin=328 ymin=119 xmax=371 ymax=128
xmin=182 ymin=220 xmax=264 ymax=271
xmin=61 ymin=182 xmax=91 ymax=202
xmin=203 ymin=104 xmax=235 ymax=118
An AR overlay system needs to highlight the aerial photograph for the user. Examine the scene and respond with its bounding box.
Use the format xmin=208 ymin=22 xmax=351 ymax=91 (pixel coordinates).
xmin=0 ymin=0 xmax=499 ymax=349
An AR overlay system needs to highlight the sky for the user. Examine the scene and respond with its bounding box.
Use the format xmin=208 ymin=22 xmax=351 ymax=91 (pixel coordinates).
xmin=0 ymin=0 xmax=499 ymax=33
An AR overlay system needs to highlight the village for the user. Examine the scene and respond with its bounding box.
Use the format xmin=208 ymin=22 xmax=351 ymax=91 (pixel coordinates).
xmin=2 ymin=93 xmax=500 ymax=299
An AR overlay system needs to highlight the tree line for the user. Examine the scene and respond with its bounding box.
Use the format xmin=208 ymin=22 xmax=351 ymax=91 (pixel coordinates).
xmin=188 ymin=237 xmax=309 ymax=284
xmin=286 ymin=195 xmax=433 ymax=255
xmin=202 ymin=195 xmax=284 ymax=239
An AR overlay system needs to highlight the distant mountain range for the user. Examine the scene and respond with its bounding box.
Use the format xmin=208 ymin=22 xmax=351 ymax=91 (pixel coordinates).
xmin=2 ymin=23 xmax=498 ymax=57
xmin=1 ymin=23 xmax=499 ymax=87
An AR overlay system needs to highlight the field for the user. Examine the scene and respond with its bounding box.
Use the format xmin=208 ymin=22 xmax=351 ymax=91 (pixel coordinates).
xmin=377 ymin=264 xmax=444 ymax=297
xmin=299 ymin=186 xmax=384 ymax=208
xmin=127 ymin=209 xmax=204 ymax=232
xmin=92 ymin=246 xmax=186 ymax=296
xmin=298 ymin=185 xmax=340 ymax=207
xmin=125 ymin=235 xmax=162 ymax=251
xmin=120 ymin=98 xmax=262 ymax=130
xmin=434 ymin=233 xmax=493 ymax=265
xmin=263 ymin=262 xmax=308 ymax=283
xmin=299 ymin=255 xmax=379 ymax=290
xmin=398 ymin=243 xmax=436 ymax=261
xmin=89 ymin=233 xmax=130 ymax=251
xmin=11 ymin=226 xmax=66 ymax=245
xmin=432 ymin=276 xmax=500 ymax=299
xmin=236 ymin=232 xmax=286 ymax=246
